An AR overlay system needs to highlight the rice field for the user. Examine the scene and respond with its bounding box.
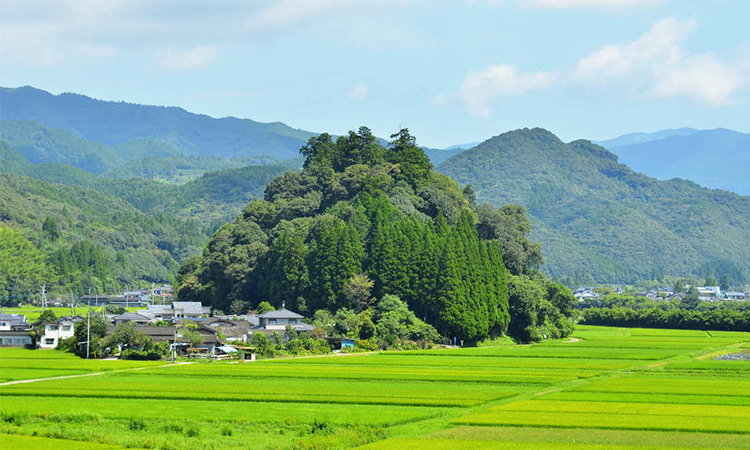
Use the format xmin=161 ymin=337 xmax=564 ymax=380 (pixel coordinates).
xmin=1 ymin=325 xmax=748 ymax=450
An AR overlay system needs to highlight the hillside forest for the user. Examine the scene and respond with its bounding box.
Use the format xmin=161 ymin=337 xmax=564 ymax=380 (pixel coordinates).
xmin=176 ymin=128 xmax=576 ymax=342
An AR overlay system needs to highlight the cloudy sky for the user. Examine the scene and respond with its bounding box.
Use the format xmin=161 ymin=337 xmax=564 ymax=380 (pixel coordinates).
xmin=1 ymin=0 xmax=748 ymax=148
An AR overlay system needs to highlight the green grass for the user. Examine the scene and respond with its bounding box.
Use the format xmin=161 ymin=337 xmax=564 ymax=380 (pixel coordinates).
xmin=134 ymin=360 xmax=601 ymax=384
xmin=540 ymin=391 xmax=750 ymax=407
xmin=0 ymin=349 xmax=165 ymax=382
xmin=570 ymin=375 xmax=750 ymax=397
xmin=429 ymin=426 xmax=750 ymax=449
xmin=357 ymin=438 xmax=736 ymax=450
xmin=0 ymin=434 xmax=137 ymax=450
xmin=1 ymin=325 xmax=748 ymax=450
xmin=453 ymin=409 xmax=750 ymax=434
xmin=262 ymin=354 xmax=639 ymax=370
xmin=1 ymin=373 xmax=522 ymax=407
xmin=0 ymin=395 xmax=442 ymax=427
xmin=384 ymin=346 xmax=684 ymax=360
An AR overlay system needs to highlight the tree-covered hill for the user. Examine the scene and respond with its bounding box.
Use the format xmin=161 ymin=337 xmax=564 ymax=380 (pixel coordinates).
xmin=177 ymin=127 xmax=575 ymax=342
xmin=0 ymin=172 xmax=207 ymax=299
xmin=0 ymin=119 xmax=125 ymax=173
xmin=0 ymin=86 xmax=316 ymax=159
xmin=438 ymin=128 xmax=750 ymax=284
xmin=1 ymin=150 xmax=291 ymax=230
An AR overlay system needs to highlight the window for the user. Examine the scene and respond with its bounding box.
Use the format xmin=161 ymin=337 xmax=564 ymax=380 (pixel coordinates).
xmin=289 ymin=319 xmax=297 ymax=324
xmin=0 ymin=322 xmax=6 ymax=327
xmin=45 ymin=338 xmax=55 ymax=345
xmin=62 ymin=326 xmax=71 ymax=331
xmin=269 ymin=319 xmax=277 ymax=325
xmin=49 ymin=325 xmax=58 ymax=331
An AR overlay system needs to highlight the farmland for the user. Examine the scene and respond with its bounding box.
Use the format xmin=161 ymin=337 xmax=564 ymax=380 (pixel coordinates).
xmin=1 ymin=326 xmax=749 ymax=450
xmin=1 ymin=305 xmax=141 ymax=322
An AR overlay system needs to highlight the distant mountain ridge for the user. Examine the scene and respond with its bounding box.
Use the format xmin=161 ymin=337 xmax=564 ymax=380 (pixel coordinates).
xmin=596 ymin=128 xmax=698 ymax=149
xmin=0 ymin=86 xmax=316 ymax=160
xmin=600 ymin=129 xmax=750 ymax=195
xmin=438 ymin=128 xmax=750 ymax=284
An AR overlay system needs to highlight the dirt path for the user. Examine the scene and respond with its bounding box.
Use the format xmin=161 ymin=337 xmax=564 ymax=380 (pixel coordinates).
xmin=0 ymin=361 xmax=194 ymax=387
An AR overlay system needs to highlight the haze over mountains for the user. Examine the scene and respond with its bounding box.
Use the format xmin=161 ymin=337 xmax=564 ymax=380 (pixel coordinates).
xmin=599 ymin=128 xmax=750 ymax=196
xmin=1 ymin=86 xmax=748 ymax=287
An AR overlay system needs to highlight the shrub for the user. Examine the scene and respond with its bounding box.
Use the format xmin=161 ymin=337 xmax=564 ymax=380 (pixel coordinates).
xmin=129 ymin=418 xmax=147 ymax=431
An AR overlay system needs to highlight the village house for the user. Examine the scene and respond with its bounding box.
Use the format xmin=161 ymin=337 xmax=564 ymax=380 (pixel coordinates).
xmin=0 ymin=314 xmax=33 ymax=347
xmin=250 ymin=308 xmax=314 ymax=335
xmin=111 ymin=312 xmax=153 ymax=326
xmin=203 ymin=318 xmax=252 ymax=343
xmin=37 ymin=316 xmax=81 ymax=349
xmin=137 ymin=302 xmax=210 ymax=322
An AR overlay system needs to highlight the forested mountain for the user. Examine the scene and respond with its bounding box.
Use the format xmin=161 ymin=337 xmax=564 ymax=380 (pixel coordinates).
xmin=438 ymin=128 xmax=750 ymax=285
xmin=0 ymin=86 xmax=316 ymax=159
xmin=602 ymin=129 xmax=750 ymax=195
xmin=596 ymin=128 xmax=698 ymax=149
xmin=0 ymin=149 xmax=291 ymax=229
xmin=0 ymin=172 xmax=207 ymax=300
xmin=177 ymin=127 xmax=575 ymax=342
xmin=0 ymin=119 xmax=125 ymax=173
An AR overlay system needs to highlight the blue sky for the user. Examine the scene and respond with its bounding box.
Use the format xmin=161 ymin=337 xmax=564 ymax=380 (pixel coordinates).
xmin=1 ymin=0 xmax=748 ymax=148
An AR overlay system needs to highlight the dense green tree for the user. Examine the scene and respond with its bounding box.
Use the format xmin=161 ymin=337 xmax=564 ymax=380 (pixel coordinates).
xmin=42 ymin=216 xmax=60 ymax=241
xmin=704 ymin=276 xmax=718 ymax=287
xmin=0 ymin=227 xmax=51 ymax=305
xmin=721 ymin=274 xmax=731 ymax=291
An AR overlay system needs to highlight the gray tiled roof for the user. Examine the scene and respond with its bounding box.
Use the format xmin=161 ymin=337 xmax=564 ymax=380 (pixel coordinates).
xmin=172 ymin=302 xmax=205 ymax=314
xmin=113 ymin=312 xmax=152 ymax=322
xmin=257 ymin=308 xmax=304 ymax=319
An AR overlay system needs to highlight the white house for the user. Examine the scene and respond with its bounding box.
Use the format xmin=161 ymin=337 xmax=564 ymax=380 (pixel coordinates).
xmin=38 ymin=317 xmax=78 ymax=349
xmin=252 ymin=308 xmax=314 ymax=333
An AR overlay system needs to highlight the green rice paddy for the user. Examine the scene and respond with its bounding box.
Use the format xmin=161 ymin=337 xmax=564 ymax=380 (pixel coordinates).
xmin=1 ymin=325 xmax=748 ymax=450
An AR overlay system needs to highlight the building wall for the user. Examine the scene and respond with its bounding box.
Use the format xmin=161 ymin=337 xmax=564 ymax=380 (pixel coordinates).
xmin=0 ymin=335 xmax=33 ymax=347
xmin=39 ymin=323 xmax=75 ymax=349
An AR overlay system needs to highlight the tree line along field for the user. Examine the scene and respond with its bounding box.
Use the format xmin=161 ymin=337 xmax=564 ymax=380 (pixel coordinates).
xmin=0 ymin=325 xmax=748 ymax=450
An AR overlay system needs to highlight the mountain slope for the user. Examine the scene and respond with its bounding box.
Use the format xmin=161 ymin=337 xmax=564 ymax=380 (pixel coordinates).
xmin=604 ymin=129 xmax=750 ymax=195
xmin=0 ymin=172 xmax=207 ymax=291
xmin=438 ymin=128 xmax=750 ymax=284
xmin=0 ymin=140 xmax=32 ymax=173
xmin=0 ymin=119 xmax=125 ymax=173
xmin=0 ymin=86 xmax=316 ymax=159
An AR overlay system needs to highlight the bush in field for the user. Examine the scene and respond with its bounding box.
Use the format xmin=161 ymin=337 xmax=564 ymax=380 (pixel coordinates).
xmin=507 ymin=275 xmax=576 ymax=342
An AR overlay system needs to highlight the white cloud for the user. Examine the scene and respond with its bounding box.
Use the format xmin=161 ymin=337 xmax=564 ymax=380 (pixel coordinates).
xmin=157 ymin=45 xmax=221 ymax=71
xmin=460 ymin=65 xmax=555 ymax=118
xmin=651 ymin=55 xmax=744 ymax=106
xmin=347 ymin=83 xmax=369 ymax=101
xmin=0 ymin=0 xmax=417 ymax=68
xmin=574 ymin=18 xmax=745 ymax=106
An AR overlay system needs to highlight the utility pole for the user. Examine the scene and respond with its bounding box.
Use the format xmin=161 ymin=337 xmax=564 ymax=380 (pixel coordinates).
xmin=40 ymin=284 xmax=47 ymax=312
xmin=86 ymin=302 xmax=91 ymax=359
xmin=86 ymin=288 xmax=91 ymax=359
